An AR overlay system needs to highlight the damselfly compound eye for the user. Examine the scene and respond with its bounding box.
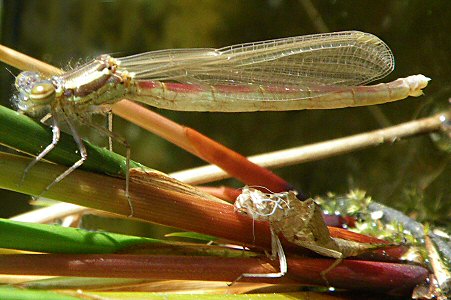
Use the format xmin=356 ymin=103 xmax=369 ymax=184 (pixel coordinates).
xmin=15 ymin=71 xmax=43 ymax=94
xmin=30 ymin=82 xmax=55 ymax=103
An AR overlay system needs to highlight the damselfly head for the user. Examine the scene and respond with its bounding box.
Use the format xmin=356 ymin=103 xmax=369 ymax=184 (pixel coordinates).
xmin=13 ymin=71 xmax=56 ymax=116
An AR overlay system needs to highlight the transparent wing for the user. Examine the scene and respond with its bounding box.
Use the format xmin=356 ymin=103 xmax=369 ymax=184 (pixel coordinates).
xmin=117 ymin=31 xmax=394 ymax=88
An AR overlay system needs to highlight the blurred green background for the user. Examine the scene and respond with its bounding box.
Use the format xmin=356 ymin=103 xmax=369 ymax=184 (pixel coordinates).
xmin=0 ymin=0 xmax=449 ymax=230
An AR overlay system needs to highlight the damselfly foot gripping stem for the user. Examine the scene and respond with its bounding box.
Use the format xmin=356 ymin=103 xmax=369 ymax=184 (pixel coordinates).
xmin=14 ymin=69 xmax=133 ymax=216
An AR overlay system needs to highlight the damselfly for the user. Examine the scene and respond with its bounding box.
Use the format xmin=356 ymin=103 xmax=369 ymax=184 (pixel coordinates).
xmin=12 ymin=31 xmax=430 ymax=215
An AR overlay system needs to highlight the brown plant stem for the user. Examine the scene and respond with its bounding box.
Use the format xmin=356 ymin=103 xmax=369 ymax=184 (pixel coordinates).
xmin=172 ymin=110 xmax=449 ymax=184
xmin=112 ymin=100 xmax=295 ymax=194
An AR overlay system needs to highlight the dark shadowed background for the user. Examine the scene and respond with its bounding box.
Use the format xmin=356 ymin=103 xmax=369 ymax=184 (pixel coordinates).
xmin=0 ymin=0 xmax=449 ymax=230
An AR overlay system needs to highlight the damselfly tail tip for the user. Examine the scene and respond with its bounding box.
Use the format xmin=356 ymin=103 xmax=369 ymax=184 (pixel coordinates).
xmin=405 ymin=74 xmax=431 ymax=97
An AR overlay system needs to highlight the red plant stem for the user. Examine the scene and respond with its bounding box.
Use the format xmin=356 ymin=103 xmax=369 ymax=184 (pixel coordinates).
xmin=196 ymin=185 xmax=242 ymax=201
xmin=128 ymin=176 xmax=405 ymax=260
xmin=184 ymin=127 xmax=294 ymax=192
xmin=0 ymin=254 xmax=428 ymax=295
xmin=112 ymin=100 xmax=296 ymax=195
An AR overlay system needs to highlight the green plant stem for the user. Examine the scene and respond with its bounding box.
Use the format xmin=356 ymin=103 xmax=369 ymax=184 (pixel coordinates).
xmin=0 ymin=152 xmax=271 ymax=248
xmin=0 ymin=105 xmax=142 ymax=177
xmin=0 ymin=287 xmax=79 ymax=300
xmin=0 ymin=218 xmax=161 ymax=254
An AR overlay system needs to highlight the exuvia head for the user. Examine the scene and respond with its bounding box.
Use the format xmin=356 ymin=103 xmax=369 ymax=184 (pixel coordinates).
xmin=13 ymin=71 xmax=57 ymax=116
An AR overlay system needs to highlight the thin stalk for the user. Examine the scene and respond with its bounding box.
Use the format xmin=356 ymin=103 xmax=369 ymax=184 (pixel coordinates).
xmin=171 ymin=111 xmax=450 ymax=183
xmin=10 ymin=202 xmax=90 ymax=223
xmin=0 ymin=44 xmax=61 ymax=75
